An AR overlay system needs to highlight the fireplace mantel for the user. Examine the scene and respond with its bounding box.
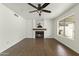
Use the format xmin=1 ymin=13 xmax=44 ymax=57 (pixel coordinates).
xmin=33 ymin=28 xmax=46 ymax=31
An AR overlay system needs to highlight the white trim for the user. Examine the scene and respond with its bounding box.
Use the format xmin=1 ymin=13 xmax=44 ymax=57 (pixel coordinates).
xmin=57 ymin=14 xmax=75 ymax=40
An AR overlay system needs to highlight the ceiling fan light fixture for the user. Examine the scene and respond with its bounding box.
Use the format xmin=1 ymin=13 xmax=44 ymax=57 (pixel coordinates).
xmin=28 ymin=3 xmax=51 ymax=16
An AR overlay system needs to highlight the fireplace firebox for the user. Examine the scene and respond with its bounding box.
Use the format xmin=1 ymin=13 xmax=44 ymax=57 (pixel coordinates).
xmin=35 ymin=31 xmax=44 ymax=38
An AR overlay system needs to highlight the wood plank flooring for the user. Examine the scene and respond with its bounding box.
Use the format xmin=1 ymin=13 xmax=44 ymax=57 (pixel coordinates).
xmin=0 ymin=38 xmax=79 ymax=56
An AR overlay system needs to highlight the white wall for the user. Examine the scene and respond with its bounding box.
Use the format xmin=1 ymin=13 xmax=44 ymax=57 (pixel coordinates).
xmin=0 ymin=4 xmax=33 ymax=53
xmin=52 ymin=4 xmax=79 ymax=53
xmin=44 ymin=19 xmax=54 ymax=38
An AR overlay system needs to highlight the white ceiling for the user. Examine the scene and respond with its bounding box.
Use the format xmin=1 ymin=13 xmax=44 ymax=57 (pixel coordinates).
xmin=3 ymin=3 xmax=76 ymax=20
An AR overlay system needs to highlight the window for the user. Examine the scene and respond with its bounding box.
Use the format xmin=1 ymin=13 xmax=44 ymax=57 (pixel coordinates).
xmin=57 ymin=15 xmax=75 ymax=39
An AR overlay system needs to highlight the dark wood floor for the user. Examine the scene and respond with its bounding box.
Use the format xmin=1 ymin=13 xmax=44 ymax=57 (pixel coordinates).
xmin=0 ymin=38 xmax=79 ymax=56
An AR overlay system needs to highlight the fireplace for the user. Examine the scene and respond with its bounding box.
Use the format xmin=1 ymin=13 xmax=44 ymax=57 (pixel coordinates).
xmin=33 ymin=28 xmax=46 ymax=39
xmin=35 ymin=31 xmax=44 ymax=38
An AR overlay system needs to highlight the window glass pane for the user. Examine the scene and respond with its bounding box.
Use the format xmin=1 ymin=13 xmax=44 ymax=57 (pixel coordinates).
xmin=64 ymin=16 xmax=75 ymax=39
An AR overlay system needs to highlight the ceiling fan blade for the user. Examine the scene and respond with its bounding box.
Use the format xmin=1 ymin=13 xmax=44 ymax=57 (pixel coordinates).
xmin=28 ymin=3 xmax=38 ymax=9
xmin=38 ymin=4 xmax=41 ymax=10
xmin=42 ymin=10 xmax=51 ymax=13
xmin=41 ymin=3 xmax=50 ymax=9
xmin=29 ymin=10 xmax=38 ymax=13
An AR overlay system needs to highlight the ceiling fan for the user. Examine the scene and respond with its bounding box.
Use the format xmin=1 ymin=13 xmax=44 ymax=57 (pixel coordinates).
xmin=28 ymin=3 xmax=51 ymax=16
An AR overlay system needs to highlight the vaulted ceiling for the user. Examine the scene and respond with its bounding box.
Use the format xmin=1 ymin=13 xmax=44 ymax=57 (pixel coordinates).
xmin=3 ymin=3 xmax=76 ymax=20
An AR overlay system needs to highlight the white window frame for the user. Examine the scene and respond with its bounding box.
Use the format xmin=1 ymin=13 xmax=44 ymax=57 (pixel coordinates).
xmin=57 ymin=15 xmax=75 ymax=40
